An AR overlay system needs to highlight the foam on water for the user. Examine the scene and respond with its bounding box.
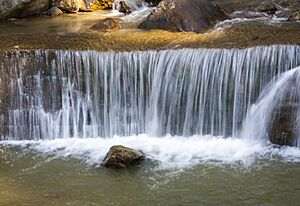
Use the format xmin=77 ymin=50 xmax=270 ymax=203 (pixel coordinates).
xmin=2 ymin=135 xmax=300 ymax=169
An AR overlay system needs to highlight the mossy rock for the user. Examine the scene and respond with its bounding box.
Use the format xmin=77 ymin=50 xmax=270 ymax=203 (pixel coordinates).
xmin=103 ymin=145 xmax=145 ymax=168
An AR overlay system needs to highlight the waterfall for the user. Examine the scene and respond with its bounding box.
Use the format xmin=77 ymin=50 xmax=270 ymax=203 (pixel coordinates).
xmin=241 ymin=66 xmax=300 ymax=146
xmin=0 ymin=45 xmax=300 ymax=141
xmin=115 ymin=0 xmax=146 ymax=11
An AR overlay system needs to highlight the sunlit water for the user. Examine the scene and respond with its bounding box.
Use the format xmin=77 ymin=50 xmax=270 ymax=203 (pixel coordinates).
xmin=1 ymin=135 xmax=300 ymax=206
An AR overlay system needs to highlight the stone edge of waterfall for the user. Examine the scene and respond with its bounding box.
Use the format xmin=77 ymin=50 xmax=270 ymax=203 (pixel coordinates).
xmin=1 ymin=44 xmax=300 ymax=54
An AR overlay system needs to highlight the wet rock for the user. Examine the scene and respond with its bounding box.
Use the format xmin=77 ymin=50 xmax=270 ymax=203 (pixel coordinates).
xmin=268 ymin=104 xmax=299 ymax=146
xmin=118 ymin=0 xmax=132 ymax=15
xmin=46 ymin=7 xmax=63 ymax=17
xmin=91 ymin=18 xmax=120 ymax=31
xmin=275 ymin=9 xmax=292 ymax=19
xmin=256 ymin=1 xmax=278 ymax=15
xmin=289 ymin=9 xmax=300 ymax=21
xmin=145 ymin=0 xmax=162 ymax=7
xmin=139 ymin=0 xmax=227 ymax=33
xmin=0 ymin=0 xmax=50 ymax=20
xmin=103 ymin=145 xmax=145 ymax=168
xmin=230 ymin=11 xmax=270 ymax=19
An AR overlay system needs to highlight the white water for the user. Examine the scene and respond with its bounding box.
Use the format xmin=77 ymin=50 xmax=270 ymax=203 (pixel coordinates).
xmin=242 ymin=66 xmax=300 ymax=146
xmin=1 ymin=46 xmax=300 ymax=140
xmin=1 ymin=46 xmax=300 ymax=169
xmin=104 ymin=0 xmax=153 ymax=26
xmin=3 ymin=135 xmax=300 ymax=169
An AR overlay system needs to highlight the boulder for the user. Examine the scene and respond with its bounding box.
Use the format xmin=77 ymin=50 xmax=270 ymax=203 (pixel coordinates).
xmin=53 ymin=0 xmax=112 ymax=13
xmin=268 ymin=104 xmax=298 ymax=146
xmin=90 ymin=0 xmax=113 ymax=10
xmin=256 ymin=1 xmax=278 ymax=14
xmin=46 ymin=7 xmax=63 ymax=17
xmin=57 ymin=0 xmax=81 ymax=13
xmin=118 ymin=0 xmax=132 ymax=15
xmin=103 ymin=145 xmax=145 ymax=168
xmin=289 ymin=9 xmax=300 ymax=20
xmin=91 ymin=18 xmax=120 ymax=31
xmin=0 ymin=0 xmax=50 ymax=20
xmin=139 ymin=0 xmax=227 ymax=33
xmin=145 ymin=0 xmax=162 ymax=7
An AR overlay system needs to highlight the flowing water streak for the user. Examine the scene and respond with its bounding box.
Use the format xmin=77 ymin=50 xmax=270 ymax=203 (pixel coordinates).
xmin=1 ymin=45 xmax=300 ymax=140
xmin=241 ymin=66 xmax=300 ymax=146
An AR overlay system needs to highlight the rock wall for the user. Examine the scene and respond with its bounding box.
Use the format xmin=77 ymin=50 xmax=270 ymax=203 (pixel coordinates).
xmin=0 ymin=0 xmax=49 ymax=20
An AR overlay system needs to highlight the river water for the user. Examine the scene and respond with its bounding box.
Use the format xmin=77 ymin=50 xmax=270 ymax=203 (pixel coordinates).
xmin=1 ymin=135 xmax=300 ymax=206
xmin=0 ymin=45 xmax=300 ymax=205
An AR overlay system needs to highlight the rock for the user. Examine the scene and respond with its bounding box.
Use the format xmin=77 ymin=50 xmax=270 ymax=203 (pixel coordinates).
xmin=268 ymin=104 xmax=299 ymax=146
xmin=91 ymin=18 xmax=120 ymax=31
xmin=52 ymin=0 xmax=113 ymax=12
xmin=46 ymin=7 xmax=63 ymax=17
xmin=289 ymin=9 xmax=300 ymax=20
xmin=103 ymin=145 xmax=145 ymax=168
xmin=90 ymin=0 xmax=113 ymax=10
xmin=275 ymin=9 xmax=292 ymax=19
xmin=145 ymin=0 xmax=162 ymax=7
xmin=230 ymin=11 xmax=270 ymax=19
xmin=0 ymin=0 xmax=50 ymax=20
xmin=256 ymin=1 xmax=278 ymax=14
xmin=139 ymin=0 xmax=227 ymax=33
xmin=118 ymin=0 xmax=132 ymax=15
xmin=57 ymin=0 xmax=81 ymax=13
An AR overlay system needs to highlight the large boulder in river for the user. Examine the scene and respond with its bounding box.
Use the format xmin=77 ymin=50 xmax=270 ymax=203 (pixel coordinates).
xmin=0 ymin=0 xmax=49 ymax=20
xmin=91 ymin=18 xmax=120 ymax=31
xmin=103 ymin=145 xmax=145 ymax=168
xmin=139 ymin=0 xmax=227 ymax=33
xmin=268 ymin=104 xmax=299 ymax=146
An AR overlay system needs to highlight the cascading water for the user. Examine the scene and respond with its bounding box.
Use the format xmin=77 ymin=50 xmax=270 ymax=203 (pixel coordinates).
xmin=1 ymin=45 xmax=300 ymax=143
xmin=241 ymin=66 xmax=300 ymax=146
xmin=112 ymin=0 xmax=154 ymax=26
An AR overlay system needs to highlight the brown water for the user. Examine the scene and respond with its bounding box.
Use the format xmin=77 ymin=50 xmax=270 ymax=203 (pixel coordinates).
xmin=0 ymin=11 xmax=112 ymax=35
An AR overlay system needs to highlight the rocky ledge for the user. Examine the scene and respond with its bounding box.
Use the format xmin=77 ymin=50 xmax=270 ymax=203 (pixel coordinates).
xmin=1 ymin=22 xmax=300 ymax=52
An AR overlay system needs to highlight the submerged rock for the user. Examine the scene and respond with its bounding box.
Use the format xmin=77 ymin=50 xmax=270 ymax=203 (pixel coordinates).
xmin=91 ymin=18 xmax=120 ymax=31
xmin=103 ymin=145 xmax=145 ymax=168
xmin=139 ymin=0 xmax=227 ymax=33
xmin=0 ymin=0 xmax=50 ymax=20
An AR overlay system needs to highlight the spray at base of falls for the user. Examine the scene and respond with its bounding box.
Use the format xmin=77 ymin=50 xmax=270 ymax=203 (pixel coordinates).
xmin=0 ymin=45 xmax=300 ymax=147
